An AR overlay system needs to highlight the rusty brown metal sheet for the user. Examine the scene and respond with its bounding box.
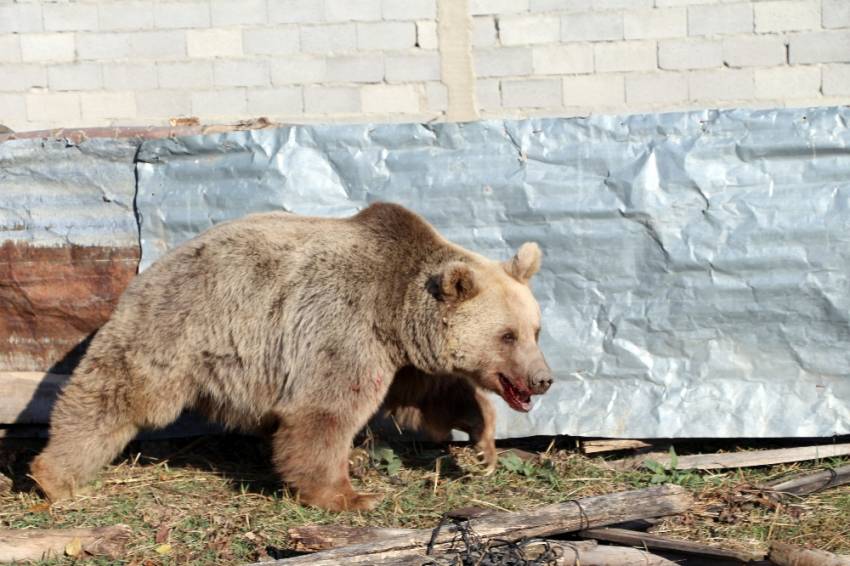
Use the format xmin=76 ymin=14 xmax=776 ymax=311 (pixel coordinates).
xmin=0 ymin=137 xmax=139 ymax=373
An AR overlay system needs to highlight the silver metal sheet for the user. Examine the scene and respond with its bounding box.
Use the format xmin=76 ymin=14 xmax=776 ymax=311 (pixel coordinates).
xmin=135 ymin=107 xmax=850 ymax=439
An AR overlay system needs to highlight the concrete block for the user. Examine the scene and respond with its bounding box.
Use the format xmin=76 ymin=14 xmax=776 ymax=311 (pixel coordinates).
xmin=26 ymin=92 xmax=80 ymax=122
xmin=385 ymin=52 xmax=440 ymax=82
xmin=499 ymin=15 xmax=560 ymax=45
xmin=688 ymin=3 xmax=753 ymax=36
xmin=754 ymin=65 xmax=821 ymax=98
xmin=77 ymin=33 xmax=132 ymax=60
xmin=823 ymin=0 xmax=850 ymax=29
xmin=215 ymin=60 xmax=269 ymax=87
xmin=532 ymin=44 xmax=593 ymax=74
xmin=362 ymin=83 xmax=420 ymax=113
xmin=722 ymin=35 xmax=786 ymax=67
xmin=473 ymin=47 xmax=533 ymax=77
xmin=301 ymin=23 xmax=357 ymax=53
xmin=136 ymin=89 xmax=192 ymax=118
xmin=47 ymin=63 xmax=102 ymax=91
xmin=191 ymin=88 xmax=248 ymax=116
xmin=243 ymin=26 xmax=300 ymax=55
xmin=417 ymin=20 xmax=439 ymax=49
xmin=20 ymin=33 xmax=75 ymax=63
xmin=383 ymin=0 xmax=436 ymax=20
xmin=304 ymin=85 xmax=361 ymax=113
xmin=754 ymin=1 xmax=819 ymax=33
xmin=624 ymin=8 xmax=686 ymax=39
xmin=271 ymin=56 xmax=326 ymax=84
xmin=325 ymin=54 xmax=384 ymax=83
xmin=102 ymin=62 xmax=158 ymax=90
xmin=561 ymin=11 xmax=623 ymax=42
xmin=425 ymin=81 xmax=447 ymax=111
xmin=158 ymin=61 xmax=213 ymax=89
xmin=0 ymin=94 xmax=27 ymax=126
xmin=658 ymin=38 xmax=722 ymax=70
xmin=268 ymin=0 xmax=324 ymax=23
xmin=187 ymin=29 xmax=243 ymax=58
xmin=625 ymin=72 xmax=688 ymax=104
xmin=130 ymin=30 xmax=187 ymax=59
xmin=469 ymin=0 xmax=530 ymax=15
xmin=476 ymin=78 xmax=501 ymax=110
xmin=593 ymin=0 xmax=652 ymax=8
xmin=562 ymin=73 xmax=624 ymax=106
xmin=356 ymin=21 xmax=417 ymax=50
xmin=530 ymin=0 xmax=591 ymax=12
xmin=155 ymin=2 xmax=210 ymax=29
xmin=688 ymin=68 xmax=754 ymax=101
xmin=43 ymin=2 xmax=98 ymax=32
xmin=99 ymin=2 xmax=154 ymax=31
xmin=471 ymin=16 xmax=497 ymax=47
xmin=211 ymin=0 xmax=268 ymax=26
xmin=594 ymin=41 xmax=656 ymax=72
xmin=790 ymin=30 xmax=850 ymax=63
xmin=501 ymin=78 xmax=561 ymax=107
xmin=247 ymin=87 xmax=303 ymax=115
xmin=823 ymin=64 xmax=850 ymax=94
xmin=0 ymin=3 xmax=43 ymax=33
xmin=0 ymin=64 xmax=47 ymax=91
xmin=326 ymin=0 xmax=382 ymax=21
xmin=81 ymin=92 xmax=137 ymax=121
xmin=0 ymin=36 xmax=21 ymax=63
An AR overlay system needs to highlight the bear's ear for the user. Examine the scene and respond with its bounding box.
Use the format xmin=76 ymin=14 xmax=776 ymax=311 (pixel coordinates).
xmin=503 ymin=242 xmax=542 ymax=284
xmin=427 ymin=262 xmax=478 ymax=303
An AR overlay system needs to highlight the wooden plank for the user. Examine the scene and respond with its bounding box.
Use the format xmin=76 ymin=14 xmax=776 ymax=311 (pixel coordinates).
xmin=250 ymin=484 xmax=692 ymax=565
xmin=764 ymin=464 xmax=850 ymax=497
xmin=613 ymin=444 xmax=850 ymax=471
xmin=582 ymin=439 xmax=654 ymax=454
xmin=0 ymin=525 xmax=131 ymax=562
xmin=769 ymin=542 xmax=850 ymax=566
xmin=578 ymin=527 xmax=765 ymax=562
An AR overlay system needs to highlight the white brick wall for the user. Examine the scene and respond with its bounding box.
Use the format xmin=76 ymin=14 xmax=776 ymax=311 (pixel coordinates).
xmin=0 ymin=0 xmax=847 ymax=131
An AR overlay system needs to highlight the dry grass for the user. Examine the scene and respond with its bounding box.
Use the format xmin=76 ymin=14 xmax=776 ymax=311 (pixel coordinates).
xmin=0 ymin=433 xmax=848 ymax=565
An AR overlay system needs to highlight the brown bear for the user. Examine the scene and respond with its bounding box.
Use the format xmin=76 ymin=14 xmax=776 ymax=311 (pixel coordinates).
xmin=31 ymin=203 xmax=552 ymax=511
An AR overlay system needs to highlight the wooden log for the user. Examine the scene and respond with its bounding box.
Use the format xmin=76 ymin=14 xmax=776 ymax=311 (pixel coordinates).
xmin=764 ymin=464 xmax=850 ymax=497
xmin=289 ymin=526 xmax=416 ymax=552
xmin=578 ymin=527 xmax=765 ymax=562
xmin=0 ymin=372 xmax=67 ymax=425
xmin=252 ymin=484 xmax=692 ymax=565
xmin=581 ymin=439 xmax=654 ymax=454
xmin=769 ymin=541 xmax=850 ymax=566
xmin=0 ymin=525 xmax=132 ymax=562
xmin=613 ymin=444 xmax=850 ymax=471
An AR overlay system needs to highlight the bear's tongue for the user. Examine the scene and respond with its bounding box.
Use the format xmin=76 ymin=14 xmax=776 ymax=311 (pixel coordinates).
xmin=498 ymin=374 xmax=531 ymax=413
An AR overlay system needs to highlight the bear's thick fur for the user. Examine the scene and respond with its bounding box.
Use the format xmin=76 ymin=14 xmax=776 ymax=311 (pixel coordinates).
xmin=31 ymin=203 xmax=551 ymax=511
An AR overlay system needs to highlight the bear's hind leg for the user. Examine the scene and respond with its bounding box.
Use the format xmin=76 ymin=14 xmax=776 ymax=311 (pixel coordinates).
xmin=31 ymin=368 xmax=188 ymax=501
xmin=273 ymin=409 xmax=381 ymax=512
xmin=31 ymin=378 xmax=139 ymax=500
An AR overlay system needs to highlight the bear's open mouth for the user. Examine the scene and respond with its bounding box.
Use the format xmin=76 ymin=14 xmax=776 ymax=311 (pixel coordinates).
xmin=498 ymin=373 xmax=532 ymax=412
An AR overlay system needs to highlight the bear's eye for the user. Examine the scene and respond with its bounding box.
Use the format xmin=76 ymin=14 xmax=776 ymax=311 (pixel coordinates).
xmin=501 ymin=331 xmax=517 ymax=344
xmin=534 ymin=327 xmax=541 ymax=342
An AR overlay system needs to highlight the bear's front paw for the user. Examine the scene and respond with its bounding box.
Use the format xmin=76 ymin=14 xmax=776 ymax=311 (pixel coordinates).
xmin=299 ymin=487 xmax=383 ymax=512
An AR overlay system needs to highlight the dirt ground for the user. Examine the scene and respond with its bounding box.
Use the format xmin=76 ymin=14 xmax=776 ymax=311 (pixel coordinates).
xmin=0 ymin=432 xmax=848 ymax=565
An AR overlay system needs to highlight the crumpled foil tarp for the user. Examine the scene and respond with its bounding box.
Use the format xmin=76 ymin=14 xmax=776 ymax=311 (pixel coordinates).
xmin=135 ymin=107 xmax=850 ymax=439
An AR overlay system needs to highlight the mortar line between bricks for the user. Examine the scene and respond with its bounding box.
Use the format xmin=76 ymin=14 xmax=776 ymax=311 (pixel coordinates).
xmin=437 ymin=0 xmax=478 ymax=122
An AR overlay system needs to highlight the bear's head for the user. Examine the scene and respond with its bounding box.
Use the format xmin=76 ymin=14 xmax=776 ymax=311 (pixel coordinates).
xmin=428 ymin=243 xmax=553 ymax=412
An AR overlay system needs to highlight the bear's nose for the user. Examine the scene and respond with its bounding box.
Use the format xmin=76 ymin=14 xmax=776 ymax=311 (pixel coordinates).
xmin=529 ymin=371 xmax=553 ymax=395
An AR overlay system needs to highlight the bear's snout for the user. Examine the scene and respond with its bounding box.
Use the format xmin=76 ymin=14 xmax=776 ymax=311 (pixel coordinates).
xmin=528 ymin=370 xmax=553 ymax=395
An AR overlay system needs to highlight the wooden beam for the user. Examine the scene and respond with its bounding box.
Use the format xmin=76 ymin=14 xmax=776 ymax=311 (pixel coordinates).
xmin=769 ymin=541 xmax=850 ymax=566
xmin=764 ymin=464 xmax=850 ymax=497
xmin=613 ymin=444 xmax=850 ymax=471
xmin=252 ymin=484 xmax=692 ymax=565
xmin=0 ymin=525 xmax=131 ymax=562
xmin=581 ymin=439 xmax=654 ymax=454
xmin=579 ymin=527 xmax=765 ymax=562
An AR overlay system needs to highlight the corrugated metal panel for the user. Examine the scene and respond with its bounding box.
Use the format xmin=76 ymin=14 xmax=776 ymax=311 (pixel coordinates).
xmin=135 ymin=107 xmax=850 ymax=439
xmin=0 ymin=138 xmax=139 ymax=372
